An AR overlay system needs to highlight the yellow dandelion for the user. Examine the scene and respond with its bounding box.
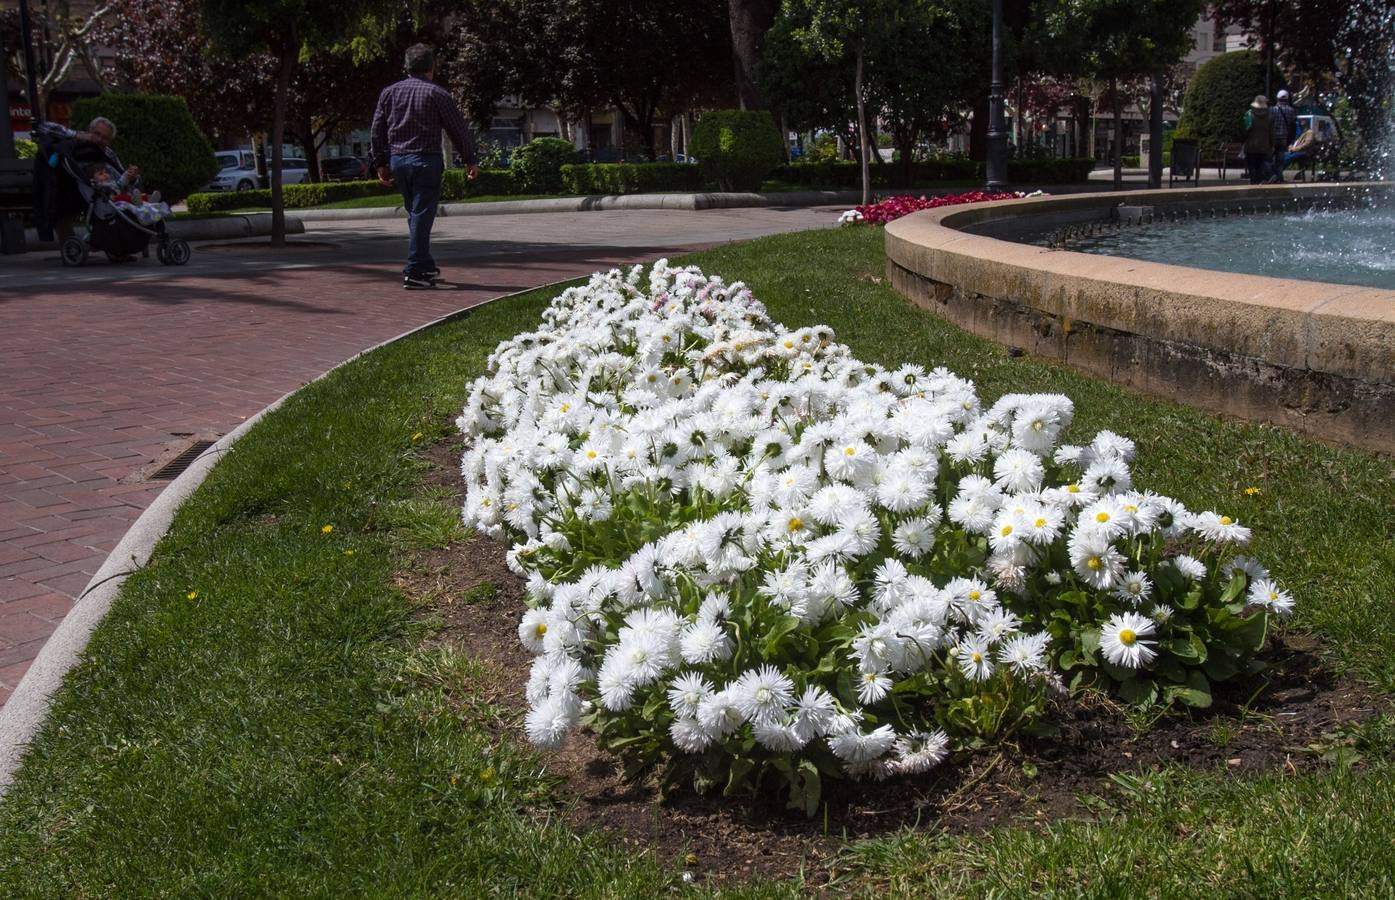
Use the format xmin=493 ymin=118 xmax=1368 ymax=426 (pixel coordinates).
xmin=187 ymin=590 xmax=199 ymax=600
xmin=321 ymin=524 xmax=334 ymax=534
xmin=1244 ymin=486 xmax=1261 ymax=496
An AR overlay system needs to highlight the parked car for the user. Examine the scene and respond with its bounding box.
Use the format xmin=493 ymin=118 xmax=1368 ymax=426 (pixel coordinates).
xmin=202 ymin=150 xmax=312 ymax=191
xmin=204 ymin=150 xmax=258 ymax=192
xmin=281 ymin=157 xmax=310 ymax=185
xmin=321 ymin=155 xmax=368 ymax=182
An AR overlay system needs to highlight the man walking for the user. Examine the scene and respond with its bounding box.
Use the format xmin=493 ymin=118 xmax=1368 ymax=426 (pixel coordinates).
xmin=370 ymin=44 xmax=478 ymax=289
xmin=1267 ymin=89 xmax=1297 ymax=184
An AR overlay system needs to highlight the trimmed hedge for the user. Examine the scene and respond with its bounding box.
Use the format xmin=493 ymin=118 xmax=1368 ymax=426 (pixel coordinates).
xmin=1007 ymin=158 xmax=1096 ymax=183
xmin=560 ymin=163 xmax=705 ymax=194
xmin=1177 ymin=51 xmax=1284 ymax=158
xmin=772 ymin=157 xmax=1094 ymax=187
xmin=774 ymin=159 xmax=979 ymax=186
xmin=16 ymin=138 xmax=36 ymax=159
xmin=70 ymin=94 xmax=216 ymax=203
xmin=690 ymin=110 xmax=785 ymax=191
xmin=442 ymin=167 xmax=516 ymax=200
xmin=509 ymin=137 xmax=578 ymax=194
xmin=186 ymin=179 xmax=392 ymax=213
xmin=186 ymin=169 xmax=521 ymax=213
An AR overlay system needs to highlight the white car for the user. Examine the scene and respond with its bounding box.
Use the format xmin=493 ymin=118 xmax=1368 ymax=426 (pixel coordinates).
xmin=203 ymin=151 xmax=311 ymax=192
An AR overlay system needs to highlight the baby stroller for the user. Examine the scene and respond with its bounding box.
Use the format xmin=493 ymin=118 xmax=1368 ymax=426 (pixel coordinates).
xmin=34 ymin=124 xmax=191 ymax=267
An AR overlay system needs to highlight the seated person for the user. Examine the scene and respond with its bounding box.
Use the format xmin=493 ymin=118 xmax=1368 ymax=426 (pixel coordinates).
xmin=91 ymin=164 xmax=170 ymax=226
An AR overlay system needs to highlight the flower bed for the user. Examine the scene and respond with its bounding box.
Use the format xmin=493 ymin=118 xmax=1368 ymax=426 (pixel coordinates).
xmin=838 ymin=190 xmax=1030 ymax=226
xmin=458 ymin=262 xmax=1291 ymax=812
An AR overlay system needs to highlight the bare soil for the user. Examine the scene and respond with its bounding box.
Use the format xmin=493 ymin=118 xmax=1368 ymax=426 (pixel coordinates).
xmin=400 ymin=439 xmax=1385 ymax=887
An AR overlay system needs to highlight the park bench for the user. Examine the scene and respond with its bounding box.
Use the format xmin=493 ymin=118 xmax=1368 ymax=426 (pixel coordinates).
xmin=0 ymin=159 xmax=33 ymax=253
xmin=1216 ymin=142 xmax=1245 ymax=182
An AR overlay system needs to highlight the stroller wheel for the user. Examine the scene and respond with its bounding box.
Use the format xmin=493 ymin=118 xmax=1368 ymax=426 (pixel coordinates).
xmin=60 ymin=237 xmax=88 ymax=267
xmin=166 ymin=239 xmax=192 ymax=266
xmin=156 ymin=243 xmax=171 ymax=265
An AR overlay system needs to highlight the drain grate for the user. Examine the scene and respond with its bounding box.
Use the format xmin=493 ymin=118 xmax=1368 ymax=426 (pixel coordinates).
xmin=150 ymin=440 xmax=216 ymax=481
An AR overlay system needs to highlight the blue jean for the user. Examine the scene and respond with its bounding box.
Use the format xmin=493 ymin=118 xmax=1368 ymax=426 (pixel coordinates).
xmin=389 ymin=153 xmax=443 ymax=275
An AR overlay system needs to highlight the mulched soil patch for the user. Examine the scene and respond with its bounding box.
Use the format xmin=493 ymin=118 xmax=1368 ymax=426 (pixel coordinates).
xmin=399 ymin=438 xmax=1386 ymax=887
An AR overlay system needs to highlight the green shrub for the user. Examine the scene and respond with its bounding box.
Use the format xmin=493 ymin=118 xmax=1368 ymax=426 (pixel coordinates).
xmin=689 ymin=110 xmax=785 ymax=192
xmin=186 ymin=179 xmax=392 ymax=213
xmin=15 ymin=138 xmax=36 ymax=159
xmin=560 ymin=163 xmax=705 ymax=194
xmin=1176 ymin=51 xmax=1284 ymax=159
xmin=509 ymin=137 xmax=578 ymax=194
xmin=70 ymin=94 xmax=216 ymax=203
xmin=1006 ymin=158 xmax=1096 ymax=183
xmin=442 ymin=167 xmax=516 ymax=200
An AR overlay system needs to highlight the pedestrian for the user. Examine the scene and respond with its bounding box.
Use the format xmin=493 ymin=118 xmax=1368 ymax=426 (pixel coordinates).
xmin=32 ymin=117 xmax=141 ymax=247
xmin=1242 ymin=95 xmax=1273 ymax=185
xmin=369 ymin=43 xmax=479 ymax=290
xmin=1267 ymin=89 xmax=1297 ymax=183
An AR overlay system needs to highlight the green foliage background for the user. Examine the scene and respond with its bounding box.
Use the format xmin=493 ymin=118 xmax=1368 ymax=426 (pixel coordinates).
xmin=70 ymin=94 xmax=217 ymax=203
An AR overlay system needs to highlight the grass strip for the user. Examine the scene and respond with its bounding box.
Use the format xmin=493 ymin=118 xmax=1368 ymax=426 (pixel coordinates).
xmin=0 ymin=226 xmax=1390 ymax=896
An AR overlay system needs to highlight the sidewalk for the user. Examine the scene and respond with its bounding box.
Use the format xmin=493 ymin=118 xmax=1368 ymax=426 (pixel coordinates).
xmin=0 ymin=205 xmax=841 ymax=704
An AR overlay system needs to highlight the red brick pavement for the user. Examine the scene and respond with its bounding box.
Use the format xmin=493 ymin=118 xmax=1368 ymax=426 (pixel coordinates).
xmin=0 ymin=240 xmax=719 ymax=705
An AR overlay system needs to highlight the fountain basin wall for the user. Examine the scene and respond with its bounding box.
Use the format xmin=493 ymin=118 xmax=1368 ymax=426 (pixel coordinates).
xmin=884 ymin=184 xmax=1395 ymax=454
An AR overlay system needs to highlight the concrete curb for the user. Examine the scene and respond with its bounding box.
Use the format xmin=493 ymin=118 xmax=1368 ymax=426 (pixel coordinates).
xmin=290 ymin=190 xmax=864 ymax=222
xmin=22 ymin=213 xmax=305 ymax=250
xmin=0 ymin=276 xmax=574 ymax=799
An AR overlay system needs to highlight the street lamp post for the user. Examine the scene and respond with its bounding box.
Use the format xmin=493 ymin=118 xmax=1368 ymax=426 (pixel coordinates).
xmin=985 ymin=0 xmax=1008 ymax=189
xmin=17 ymin=0 xmax=45 ymax=126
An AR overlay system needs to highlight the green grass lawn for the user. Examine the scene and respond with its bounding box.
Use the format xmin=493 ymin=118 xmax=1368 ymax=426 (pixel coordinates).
xmin=1 ymin=227 xmax=1391 ymax=896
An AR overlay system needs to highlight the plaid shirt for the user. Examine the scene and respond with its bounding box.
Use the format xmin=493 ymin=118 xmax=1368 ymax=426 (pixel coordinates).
xmin=369 ymin=76 xmax=478 ymax=168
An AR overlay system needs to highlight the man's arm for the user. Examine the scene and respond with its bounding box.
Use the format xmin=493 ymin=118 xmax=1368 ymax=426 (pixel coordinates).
xmin=436 ymin=89 xmax=479 ymax=170
xmin=369 ymin=87 xmax=391 ymax=169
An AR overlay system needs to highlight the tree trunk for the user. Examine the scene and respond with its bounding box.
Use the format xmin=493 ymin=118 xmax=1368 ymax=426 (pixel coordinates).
xmin=270 ymin=34 xmax=296 ymax=247
xmin=299 ymin=115 xmax=322 ymax=183
xmin=727 ymin=0 xmax=779 ymax=110
xmin=855 ymin=43 xmax=870 ymax=207
xmin=1110 ymin=79 xmax=1122 ymax=191
xmin=1148 ymin=70 xmax=1164 ymax=189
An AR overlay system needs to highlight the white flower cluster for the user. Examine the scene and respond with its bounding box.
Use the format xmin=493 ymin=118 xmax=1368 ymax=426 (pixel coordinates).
xmin=458 ymin=261 xmax=1290 ymax=781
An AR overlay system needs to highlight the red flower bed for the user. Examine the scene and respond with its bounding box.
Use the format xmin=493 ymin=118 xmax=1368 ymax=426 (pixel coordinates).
xmin=847 ymin=191 xmax=1024 ymax=225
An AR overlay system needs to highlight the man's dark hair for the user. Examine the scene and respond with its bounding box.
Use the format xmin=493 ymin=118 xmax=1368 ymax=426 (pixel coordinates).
xmin=405 ymin=44 xmax=435 ymax=75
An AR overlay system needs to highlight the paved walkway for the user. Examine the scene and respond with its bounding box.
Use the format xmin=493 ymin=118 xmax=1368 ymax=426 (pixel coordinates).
xmin=0 ymin=205 xmax=841 ymax=705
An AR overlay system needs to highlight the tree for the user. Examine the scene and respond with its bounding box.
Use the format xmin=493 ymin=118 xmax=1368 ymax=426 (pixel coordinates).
xmin=727 ymin=0 xmax=781 ymax=109
xmin=864 ymin=0 xmax=989 ymax=185
xmin=196 ymin=0 xmax=392 ymax=244
xmin=759 ymin=10 xmax=857 ymax=151
xmin=781 ymin=0 xmax=900 ymax=205
xmin=0 ymin=1 xmax=115 ymax=115
xmin=94 ymin=0 xmax=273 ymax=144
xmin=1037 ymin=0 xmax=1203 ymax=189
xmin=1213 ymin=0 xmax=1394 ymax=162
xmin=443 ymin=0 xmax=731 ymax=160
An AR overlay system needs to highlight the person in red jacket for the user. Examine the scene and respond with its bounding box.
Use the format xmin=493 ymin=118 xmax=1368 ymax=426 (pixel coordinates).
xmin=369 ymin=44 xmax=479 ymax=289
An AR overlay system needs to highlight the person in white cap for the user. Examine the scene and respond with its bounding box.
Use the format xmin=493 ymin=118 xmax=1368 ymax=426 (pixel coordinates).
xmin=1268 ymin=89 xmax=1298 ymax=183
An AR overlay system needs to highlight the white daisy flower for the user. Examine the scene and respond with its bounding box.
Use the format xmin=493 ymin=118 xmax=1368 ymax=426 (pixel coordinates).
xmin=828 ymin=724 xmax=897 ymax=764
xmin=732 ymin=665 xmax=795 ymax=726
xmin=891 ymin=729 xmax=950 ymax=774
xmin=1099 ymin=612 xmax=1158 ymax=669
xmin=667 ymin=672 xmax=714 ymax=718
xmin=998 ymin=632 xmax=1050 ymax=675
xmin=892 ymin=516 xmax=936 ymax=557
xmin=1113 ymin=571 xmax=1153 ymax=605
xmin=1248 ymin=578 xmax=1295 ymax=617
xmin=955 ymin=635 xmax=995 ymax=681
